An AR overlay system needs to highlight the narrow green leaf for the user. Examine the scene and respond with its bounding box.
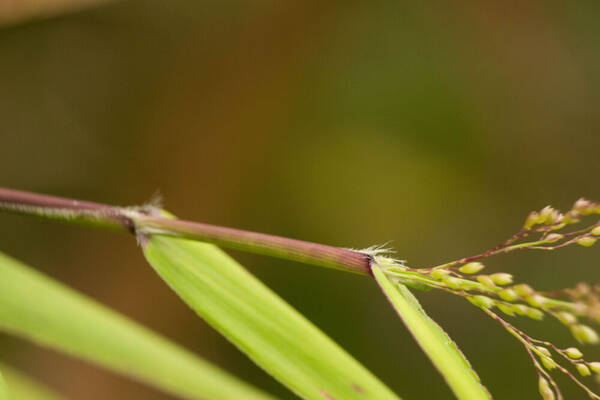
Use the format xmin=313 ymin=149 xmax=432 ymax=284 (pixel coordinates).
xmin=0 ymin=363 xmax=64 ymax=400
xmin=143 ymin=235 xmax=402 ymax=400
xmin=0 ymin=251 xmax=276 ymax=400
xmin=372 ymin=265 xmax=490 ymax=400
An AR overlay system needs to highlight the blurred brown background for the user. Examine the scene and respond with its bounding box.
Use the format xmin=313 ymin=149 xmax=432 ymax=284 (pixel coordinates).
xmin=1 ymin=1 xmax=600 ymax=398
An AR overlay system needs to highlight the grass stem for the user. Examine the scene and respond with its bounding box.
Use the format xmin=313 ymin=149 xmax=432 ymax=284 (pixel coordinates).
xmin=0 ymin=188 xmax=371 ymax=275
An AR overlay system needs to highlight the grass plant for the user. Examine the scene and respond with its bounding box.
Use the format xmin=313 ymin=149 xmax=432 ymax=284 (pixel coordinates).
xmin=0 ymin=187 xmax=599 ymax=399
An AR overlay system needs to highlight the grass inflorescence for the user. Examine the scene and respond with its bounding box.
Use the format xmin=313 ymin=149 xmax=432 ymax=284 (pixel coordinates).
xmin=378 ymin=198 xmax=600 ymax=400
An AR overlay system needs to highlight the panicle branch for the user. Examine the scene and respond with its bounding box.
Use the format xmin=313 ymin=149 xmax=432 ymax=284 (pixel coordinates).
xmin=427 ymin=199 xmax=600 ymax=270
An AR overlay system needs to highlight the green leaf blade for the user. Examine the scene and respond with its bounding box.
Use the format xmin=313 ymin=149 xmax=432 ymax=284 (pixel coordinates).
xmin=143 ymin=235 xmax=402 ymax=400
xmin=0 ymin=251 xmax=275 ymax=400
xmin=372 ymin=265 xmax=490 ymax=400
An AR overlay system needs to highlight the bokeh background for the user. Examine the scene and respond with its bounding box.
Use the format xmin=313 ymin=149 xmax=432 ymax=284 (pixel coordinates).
xmin=1 ymin=1 xmax=600 ymax=398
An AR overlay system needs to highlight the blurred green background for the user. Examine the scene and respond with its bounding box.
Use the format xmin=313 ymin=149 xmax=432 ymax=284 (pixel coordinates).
xmin=1 ymin=1 xmax=600 ymax=398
